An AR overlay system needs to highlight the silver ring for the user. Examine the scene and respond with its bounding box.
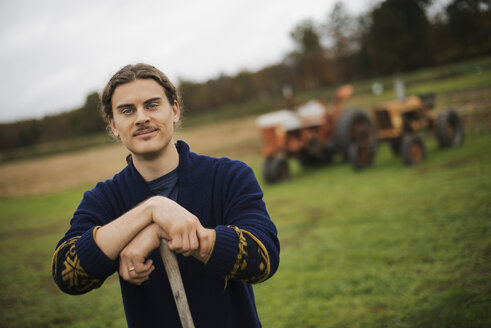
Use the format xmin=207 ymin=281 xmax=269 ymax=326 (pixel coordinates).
xmin=128 ymin=267 xmax=135 ymax=272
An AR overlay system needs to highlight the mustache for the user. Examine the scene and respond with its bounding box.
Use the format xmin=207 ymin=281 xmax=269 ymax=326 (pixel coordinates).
xmin=133 ymin=125 xmax=158 ymax=136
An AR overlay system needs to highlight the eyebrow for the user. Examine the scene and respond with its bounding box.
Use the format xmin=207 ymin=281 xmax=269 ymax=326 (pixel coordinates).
xmin=115 ymin=103 xmax=134 ymax=111
xmin=115 ymin=97 xmax=162 ymax=111
xmin=143 ymin=97 xmax=162 ymax=105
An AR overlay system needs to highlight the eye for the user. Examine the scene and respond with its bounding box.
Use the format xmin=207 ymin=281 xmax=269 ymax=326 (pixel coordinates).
xmin=121 ymin=108 xmax=134 ymax=115
xmin=147 ymin=102 xmax=159 ymax=110
xmin=119 ymin=106 xmax=134 ymax=116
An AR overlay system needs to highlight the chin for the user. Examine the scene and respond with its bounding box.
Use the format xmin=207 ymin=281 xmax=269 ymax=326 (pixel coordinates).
xmin=129 ymin=140 xmax=173 ymax=158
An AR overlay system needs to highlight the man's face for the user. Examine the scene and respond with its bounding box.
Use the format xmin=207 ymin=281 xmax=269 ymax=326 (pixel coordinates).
xmin=109 ymin=79 xmax=180 ymax=158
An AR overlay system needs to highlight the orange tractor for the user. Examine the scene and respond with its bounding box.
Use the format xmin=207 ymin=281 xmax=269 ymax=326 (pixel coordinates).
xmin=371 ymin=93 xmax=464 ymax=165
xmin=256 ymin=85 xmax=377 ymax=183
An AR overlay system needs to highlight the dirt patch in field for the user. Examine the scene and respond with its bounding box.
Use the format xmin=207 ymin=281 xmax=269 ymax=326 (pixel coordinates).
xmin=0 ymin=117 xmax=260 ymax=198
xmin=175 ymin=116 xmax=260 ymax=159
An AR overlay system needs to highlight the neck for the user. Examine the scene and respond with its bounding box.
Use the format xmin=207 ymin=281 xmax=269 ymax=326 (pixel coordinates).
xmin=131 ymin=140 xmax=179 ymax=181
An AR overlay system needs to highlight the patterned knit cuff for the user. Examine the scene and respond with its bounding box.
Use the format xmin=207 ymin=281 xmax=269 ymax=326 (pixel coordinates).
xmin=75 ymin=227 xmax=118 ymax=278
xmin=204 ymin=225 xmax=238 ymax=276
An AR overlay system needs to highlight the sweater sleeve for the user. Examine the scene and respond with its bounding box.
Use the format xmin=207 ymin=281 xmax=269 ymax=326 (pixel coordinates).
xmin=51 ymin=185 xmax=119 ymax=295
xmin=205 ymin=162 xmax=280 ymax=285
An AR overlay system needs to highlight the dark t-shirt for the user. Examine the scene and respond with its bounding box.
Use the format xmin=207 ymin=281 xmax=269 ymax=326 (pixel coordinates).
xmin=146 ymin=167 xmax=178 ymax=201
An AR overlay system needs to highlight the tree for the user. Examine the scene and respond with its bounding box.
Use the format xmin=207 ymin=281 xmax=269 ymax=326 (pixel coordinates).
xmin=73 ymin=92 xmax=105 ymax=136
xmin=445 ymin=0 xmax=491 ymax=58
xmin=289 ymin=19 xmax=334 ymax=90
xmin=325 ymin=1 xmax=358 ymax=81
xmin=358 ymin=0 xmax=434 ymax=75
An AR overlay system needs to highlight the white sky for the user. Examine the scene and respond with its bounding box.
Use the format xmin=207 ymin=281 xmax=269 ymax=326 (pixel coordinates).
xmin=0 ymin=0 xmax=381 ymax=123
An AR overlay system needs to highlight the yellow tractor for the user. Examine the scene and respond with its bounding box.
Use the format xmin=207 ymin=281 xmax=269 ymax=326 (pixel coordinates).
xmin=372 ymin=93 xmax=464 ymax=165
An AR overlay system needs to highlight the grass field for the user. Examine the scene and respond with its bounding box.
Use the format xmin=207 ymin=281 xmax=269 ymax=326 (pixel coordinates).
xmin=255 ymin=134 xmax=491 ymax=327
xmin=0 ymin=132 xmax=489 ymax=327
xmin=0 ymin=58 xmax=490 ymax=327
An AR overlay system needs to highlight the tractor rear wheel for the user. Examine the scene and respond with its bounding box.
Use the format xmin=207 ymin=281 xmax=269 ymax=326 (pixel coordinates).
xmin=401 ymin=134 xmax=425 ymax=165
xmin=262 ymin=157 xmax=290 ymax=184
xmin=348 ymin=144 xmax=375 ymax=170
xmin=436 ymin=109 xmax=464 ymax=148
xmin=335 ymin=109 xmax=377 ymax=169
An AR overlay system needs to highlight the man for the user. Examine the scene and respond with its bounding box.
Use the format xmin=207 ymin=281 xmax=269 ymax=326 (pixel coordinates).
xmin=52 ymin=63 xmax=280 ymax=327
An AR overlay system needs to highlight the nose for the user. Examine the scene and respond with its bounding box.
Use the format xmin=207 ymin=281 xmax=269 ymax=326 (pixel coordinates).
xmin=135 ymin=107 xmax=150 ymax=126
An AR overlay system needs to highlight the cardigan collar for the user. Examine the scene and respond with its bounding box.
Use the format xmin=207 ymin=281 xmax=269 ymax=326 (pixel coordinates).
xmin=121 ymin=140 xmax=192 ymax=211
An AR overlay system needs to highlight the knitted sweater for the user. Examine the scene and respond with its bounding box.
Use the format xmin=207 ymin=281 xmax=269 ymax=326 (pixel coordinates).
xmin=52 ymin=141 xmax=280 ymax=327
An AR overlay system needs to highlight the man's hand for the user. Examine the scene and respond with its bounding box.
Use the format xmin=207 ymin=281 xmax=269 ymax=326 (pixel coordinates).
xmin=147 ymin=196 xmax=202 ymax=256
xmin=119 ymin=219 xmax=215 ymax=285
xmin=119 ymin=224 xmax=164 ymax=285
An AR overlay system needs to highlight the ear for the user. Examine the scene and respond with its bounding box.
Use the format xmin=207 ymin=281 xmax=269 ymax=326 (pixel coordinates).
xmin=172 ymin=100 xmax=181 ymax=124
xmin=108 ymin=117 xmax=120 ymax=138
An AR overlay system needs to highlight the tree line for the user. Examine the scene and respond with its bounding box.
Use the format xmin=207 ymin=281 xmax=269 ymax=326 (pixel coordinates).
xmin=1 ymin=0 xmax=490 ymax=151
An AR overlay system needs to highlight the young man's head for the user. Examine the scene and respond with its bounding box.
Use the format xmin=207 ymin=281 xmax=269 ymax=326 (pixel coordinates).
xmin=101 ymin=64 xmax=181 ymax=159
xmin=100 ymin=63 xmax=181 ymax=124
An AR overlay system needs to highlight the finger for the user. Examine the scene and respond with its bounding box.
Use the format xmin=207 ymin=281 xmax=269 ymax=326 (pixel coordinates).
xmin=127 ymin=262 xmax=136 ymax=275
xmin=168 ymin=236 xmax=181 ymax=252
xmin=127 ymin=266 xmax=154 ymax=284
xmin=181 ymin=232 xmax=190 ymax=253
xmin=132 ymin=259 xmax=152 ymax=274
xmin=190 ymin=231 xmax=199 ymax=251
xmin=119 ymin=258 xmax=132 ymax=280
xmin=143 ymin=258 xmax=153 ymax=269
xmin=138 ymin=264 xmax=155 ymax=276
xmin=132 ymin=266 xmax=155 ymax=279
xmin=131 ymin=260 xmax=154 ymax=279
xmin=182 ymin=232 xmax=199 ymax=257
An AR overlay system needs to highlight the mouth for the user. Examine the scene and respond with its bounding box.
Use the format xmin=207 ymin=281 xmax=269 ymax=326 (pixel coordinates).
xmin=133 ymin=127 xmax=159 ymax=138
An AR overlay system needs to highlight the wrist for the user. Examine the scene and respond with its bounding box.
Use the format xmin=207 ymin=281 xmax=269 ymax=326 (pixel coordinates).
xmin=201 ymin=228 xmax=216 ymax=263
xmin=145 ymin=196 xmax=164 ymax=220
xmin=149 ymin=223 xmax=169 ymax=240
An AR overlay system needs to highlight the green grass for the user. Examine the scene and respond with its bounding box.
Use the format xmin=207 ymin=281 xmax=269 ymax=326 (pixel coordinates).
xmin=0 ymin=132 xmax=490 ymax=327
xmin=0 ymin=189 xmax=127 ymax=327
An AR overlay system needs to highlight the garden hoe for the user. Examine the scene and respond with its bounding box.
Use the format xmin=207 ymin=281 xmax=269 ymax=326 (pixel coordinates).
xmin=159 ymin=240 xmax=195 ymax=328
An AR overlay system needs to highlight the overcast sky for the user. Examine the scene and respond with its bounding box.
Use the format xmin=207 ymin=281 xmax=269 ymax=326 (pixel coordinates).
xmin=0 ymin=0 xmax=383 ymax=123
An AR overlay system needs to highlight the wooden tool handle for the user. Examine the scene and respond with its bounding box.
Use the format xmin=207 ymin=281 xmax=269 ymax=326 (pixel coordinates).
xmin=159 ymin=240 xmax=195 ymax=328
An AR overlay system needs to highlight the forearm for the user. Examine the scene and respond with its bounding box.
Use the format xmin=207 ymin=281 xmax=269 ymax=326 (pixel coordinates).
xmin=95 ymin=198 xmax=154 ymax=260
xmin=226 ymin=225 xmax=272 ymax=283
xmin=52 ymin=231 xmax=106 ymax=295
xmin=205 ymin=224 xmax=279 ymax=285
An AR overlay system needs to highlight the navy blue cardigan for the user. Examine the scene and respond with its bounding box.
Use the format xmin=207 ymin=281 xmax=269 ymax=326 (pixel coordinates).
xmin=52 ymin=141 xmax=280 ymax=327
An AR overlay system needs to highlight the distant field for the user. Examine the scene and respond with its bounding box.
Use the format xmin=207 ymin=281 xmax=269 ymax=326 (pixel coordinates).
xmin=0 ymin=57 xmax=490 ymax=327
xmin=0 ymin=117 xmax=260 ymax=198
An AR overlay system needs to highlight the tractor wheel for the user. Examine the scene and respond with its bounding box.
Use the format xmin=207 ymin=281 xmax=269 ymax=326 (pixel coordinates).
xmin=436 ymin=109 xmax=464 ymax=148
xmin=348 ymin=143 xmax=375 ymax=170
xmin=262 ymin=157 xmax=290 ymax=184
xmin=401 ymin=134 xmax=425 ymax=165
xmin=335 ymin=108 xmax=377 ymax=167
